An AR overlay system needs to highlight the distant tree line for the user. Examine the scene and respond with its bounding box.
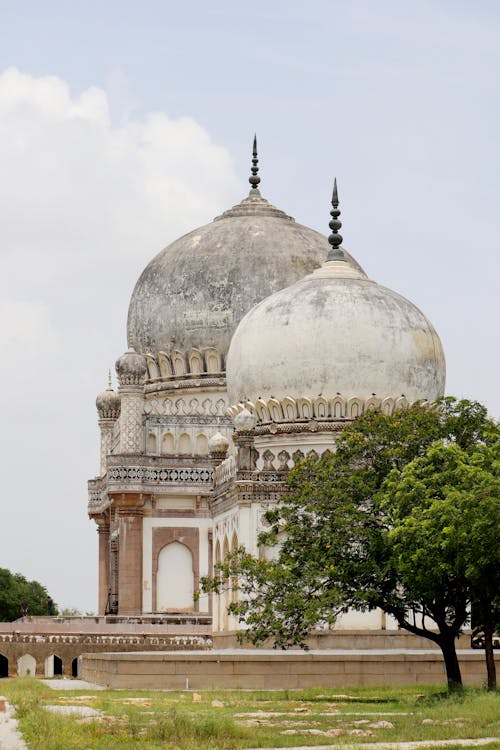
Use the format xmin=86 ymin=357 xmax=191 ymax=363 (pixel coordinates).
xmin=0 ymin=568 xmax=58 ymax=621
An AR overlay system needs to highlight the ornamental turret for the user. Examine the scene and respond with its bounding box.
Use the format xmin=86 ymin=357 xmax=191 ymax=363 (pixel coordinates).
xmin=96 ymin=375 xmax=121 ymax=475
xmin=115 ymin=348 xmax=147 ymax=454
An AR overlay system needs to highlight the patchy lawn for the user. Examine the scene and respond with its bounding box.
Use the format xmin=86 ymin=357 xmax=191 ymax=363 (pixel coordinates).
xmin=1 ymin=678 xmax=499 ymax=749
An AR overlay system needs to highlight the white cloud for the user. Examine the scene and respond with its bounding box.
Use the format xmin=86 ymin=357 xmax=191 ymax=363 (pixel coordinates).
xmin=0 ymin=68 xmax=242 ymax=610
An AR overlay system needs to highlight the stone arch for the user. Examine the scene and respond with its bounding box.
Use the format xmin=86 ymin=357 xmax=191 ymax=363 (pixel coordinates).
xmin=0 ymin=654 xmax=8 ymax=678
xmin=365 ymin=396 xmax=381 ymax=412
xmin=156 ymin=542 xmax=194 ymax=612
xmin=282 ymin=397 xmax=297 ymax=420
xmin=195 ymin=433 xmax=209 ymax=455
xmin=268 ymin=398 xmax=283 ymax=421
xmin=297 ymin=397 xmax=313 ymax=419
xmin=313 ymin=397 xmax=329 ymax=418
xmin=161 ymin=432 xmax=174 ymax=454
xmin=158 ymin=351 xmax=173 ymax=378
xmin=381 ymin=397 xmax=394 ymax=415
xmin=17 ymin=654 xmax=36 ymax=676
xmin=148 ymin=431 xmax=157 ymax=454
xmin=348 ymin=397 xmax=364 ymax=419
xmin=178 ymin=433 xmax=192 ymax=455
xmin=171 ymin=350 xmax=187 ymax=376
xmin=145 ymin=354 xmax=160 ymax=380
xmin=188 ymin=349 xmax=204 ymax=375
xmin=330 ymin=396 xmax=346 ymax=419
xmin=204 ymin=348 xmax=221 ymax=373
xmin=255 ymin=399 xmax=271 ymax=423
xmin=72 ymin=657 xmax=80 ymax=678
xmin=44 ymin=654 xmax=63 ymax=677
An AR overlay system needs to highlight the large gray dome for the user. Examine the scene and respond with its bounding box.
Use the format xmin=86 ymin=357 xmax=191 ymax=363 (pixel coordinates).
xmin=127 ymin=190 xmax=365 ymax=357
xmin=226 ymin=257 xmax=446 ymax=407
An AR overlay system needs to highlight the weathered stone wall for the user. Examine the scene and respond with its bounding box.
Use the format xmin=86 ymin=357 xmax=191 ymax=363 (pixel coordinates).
xmin=82 ymin=649 xmax=500 ymax=690
xmin=0 ymin=632 xmax=211 ymax=678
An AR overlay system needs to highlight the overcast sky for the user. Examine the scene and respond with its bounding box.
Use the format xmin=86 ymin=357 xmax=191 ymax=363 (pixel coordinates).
xmin=1 ymin=0 xmax=499 ymax=613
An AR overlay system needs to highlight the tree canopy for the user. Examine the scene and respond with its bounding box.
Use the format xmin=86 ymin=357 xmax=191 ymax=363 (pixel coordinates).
xmin=203 ymin=399 xmax=500 ymax=690
xmin=0 ymin=567 xmax=57 ymax=621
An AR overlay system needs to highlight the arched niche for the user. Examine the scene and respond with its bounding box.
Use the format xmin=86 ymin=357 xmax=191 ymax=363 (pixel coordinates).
xmin=18 ymin=654 xmax=36 ymax=676
xmin=195 ymin=433 xmax=208 ymax=455
xmin=161 ymin=432 xmax=174 ymax=454
xmin=0 ymin=654 xmax=8 ymax=678
xmin=178 ymin=433 xmax=192 ymax=455
xmin=156 ymin=542 xmax=194 ymax=612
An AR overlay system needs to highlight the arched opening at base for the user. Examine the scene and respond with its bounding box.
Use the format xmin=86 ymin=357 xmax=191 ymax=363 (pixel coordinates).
xmin=71 ymin=657 xmax=79 ymax=678
xmin=54 ymin=656 xmax=63 ymax=676
xmin=0 ymin=655 xmax=8 ymax=678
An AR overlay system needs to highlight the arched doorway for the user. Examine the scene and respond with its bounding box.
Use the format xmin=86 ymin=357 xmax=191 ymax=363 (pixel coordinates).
xmin=156 ymin=542 xmax=194 ymax=611
xmin=71 ymin=657 xmax=79 ymax=677
xmin=0 ymin=655 xmax=8 ymax=678
xmin=44 ymin=654 xmax=63 ymax=677
xmin=18 ymin=654 xmax=36 ymax=676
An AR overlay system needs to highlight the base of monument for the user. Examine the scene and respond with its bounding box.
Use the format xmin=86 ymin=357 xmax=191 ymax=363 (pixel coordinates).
xmin=81 ymin=648 xmax=498 ymax=690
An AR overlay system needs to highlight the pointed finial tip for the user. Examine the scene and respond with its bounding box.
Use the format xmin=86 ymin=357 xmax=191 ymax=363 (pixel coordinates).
xmin=108 ymin=369 xmax=112 ymax=389
xmin=327 ymin=177 xmax=345 ymax=261
xmin=249 ymin=133 xmax=261 ymax=191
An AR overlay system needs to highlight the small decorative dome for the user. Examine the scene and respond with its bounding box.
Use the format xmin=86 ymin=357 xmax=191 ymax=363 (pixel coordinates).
xmin=96 ymin=386 xmax=121 ymax=420
xmin=126 ymin=140 xmax=365 ymax=358
xmin=234 ymin=407 xmax=257 ymax=432
xmin=115 ymin=348 xmax=148 ymax=386
xmin=226 ymin=184 xmax=445 ymax=410
xmin=208 ymin=432 xmax=230 ymax=455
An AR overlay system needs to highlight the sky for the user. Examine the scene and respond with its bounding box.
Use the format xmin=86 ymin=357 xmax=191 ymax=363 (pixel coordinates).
xmin=0 ymin=0 xmax=499 ymax=613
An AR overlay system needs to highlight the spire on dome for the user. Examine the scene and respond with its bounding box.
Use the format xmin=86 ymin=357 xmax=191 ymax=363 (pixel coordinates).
xmin=327 ymin=178 xmax=346 ymax=261
xmin=108 ymin=369 xmax=112 ymax=389
xmin=249 ymin=134 xmax=261 ymax=193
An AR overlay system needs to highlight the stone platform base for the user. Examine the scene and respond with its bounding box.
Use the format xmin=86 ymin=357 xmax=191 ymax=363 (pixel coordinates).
xmin=81 ymin=649 xmax=498 ymax=690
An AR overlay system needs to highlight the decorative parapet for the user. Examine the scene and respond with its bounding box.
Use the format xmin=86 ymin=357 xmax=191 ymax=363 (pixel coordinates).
xmin=88 ymin=479 xmax=110 ymax=514
xmin=144 ymin=347 xmax=225 ymax=385
xmin=104 ymin=455 xmax=213 ymax=491
xmin=214 ymin=455 xmax=237 ymax=486
xmin=229 ymin=394 xmax=427 ymax=424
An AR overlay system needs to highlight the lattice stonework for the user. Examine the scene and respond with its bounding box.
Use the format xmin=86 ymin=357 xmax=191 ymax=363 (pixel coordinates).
xmin=108 ymin=466 xmax=213 ymax=485
xmin=119 ymin=394 xmax=144 ymax=454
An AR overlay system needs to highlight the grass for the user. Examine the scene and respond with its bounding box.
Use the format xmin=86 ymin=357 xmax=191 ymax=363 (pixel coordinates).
xmin=0 ymin=679 xmax=499 ymax=749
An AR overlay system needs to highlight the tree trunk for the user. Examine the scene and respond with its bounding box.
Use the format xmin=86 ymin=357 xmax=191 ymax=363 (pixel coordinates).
xmin=438 ymin=634 xmax=463 ymax=690
xmin=483 ymin=619 xmax=497 ymax=690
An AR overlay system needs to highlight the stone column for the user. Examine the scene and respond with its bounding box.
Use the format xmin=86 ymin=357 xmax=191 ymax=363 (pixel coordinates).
xmin=116 ymin=499 xmax=144 ymax=615
xmin=96 ymin=520 xmax=110 ymax=615
xmin=98 ymin=418 xmax=115 ymax=475
xmin=95 ymin=385 xmax=120 ymax=475
xmin=115 ymin=348 xmax=147 ymax=455
xmin=118 ymin=387 xmax=145 ymax=454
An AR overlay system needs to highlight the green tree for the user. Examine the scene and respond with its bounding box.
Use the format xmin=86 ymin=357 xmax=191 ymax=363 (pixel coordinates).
xmin=382 ymin=440 xmax=500 ymax=689
xmin=203 ymin=399 xmax=499 ymax=691
xmin=0 ymin=568 xmax=58 ymax=621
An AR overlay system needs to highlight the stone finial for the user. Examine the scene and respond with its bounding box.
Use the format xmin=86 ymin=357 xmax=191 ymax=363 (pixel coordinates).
xmin=234 ymin=407 xmax=257 ymax=432
xmin=249 ymin=134 xmax=261 ymax=193
xmin=115 ymin=348 xmax=148 ymax=386
xmin=208 ymin=432 xmax=230 ymax=457
xmin=96 ymin=380 xmax=121 ymax=420
xmin=327 ymin=178 xmax=346 ymax=262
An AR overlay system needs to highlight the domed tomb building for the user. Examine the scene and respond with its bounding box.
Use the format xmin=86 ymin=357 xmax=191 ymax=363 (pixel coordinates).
xmin=88 ymin=144 xmax=342 ymax=619
xmin=88 ymin=152 xmax=445 ymax=633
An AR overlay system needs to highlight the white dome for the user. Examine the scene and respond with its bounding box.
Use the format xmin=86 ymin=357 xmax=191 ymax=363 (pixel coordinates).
xmin=226 ymin=258 xmax=446 ymax=408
